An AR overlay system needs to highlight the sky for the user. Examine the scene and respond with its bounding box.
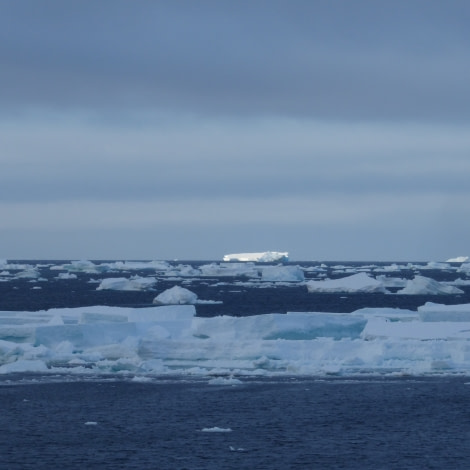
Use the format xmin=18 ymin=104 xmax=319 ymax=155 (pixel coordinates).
xmin=1 ymin=0 xmax=469 ymax=261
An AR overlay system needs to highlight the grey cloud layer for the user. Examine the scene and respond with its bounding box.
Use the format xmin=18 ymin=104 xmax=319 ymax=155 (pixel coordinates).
xmin=1 ymin=118 xmax=469 ymax=203
xmin=2 ymin=0 xmax=470 ymax=120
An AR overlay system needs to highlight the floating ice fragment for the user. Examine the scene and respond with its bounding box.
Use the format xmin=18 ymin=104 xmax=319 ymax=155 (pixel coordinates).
xmin=103 ymin=260 xmax=171 ymax=271
xmin=15 ymin=269 xmax=40 ymax=279
xmin=131 ymin=376 xmax=153 ymax=383
xmin=208 ymin=376 xmax=243 ymax=385
xmin=261 ymin=265 xmax=304 ymax=282
xmin=199 ymin=262 xmax=259 ymax=278
xmin=422 ymin=261 xmax=452 ymax=270
xmin=458 ymin=263 xmax=470 ymax=274
xmin=51 ymin=260 xmax=101 ymax=273
xmin=396 ymin=276 xmax=464 ymax=295
xmin=97 ymin=276 xmax=156 ymax=291
xmin=153 ymin=286 xmax=198 ymax=305
xmin=84 ymin=421 xmax=98 ymax=426
xmin=56 ymin=273 xmax=78 ymax=280
xmin=306 ymin=273 xmax=388 ymax=293
xmin=201 ymin=427 xmax=232 ymax=433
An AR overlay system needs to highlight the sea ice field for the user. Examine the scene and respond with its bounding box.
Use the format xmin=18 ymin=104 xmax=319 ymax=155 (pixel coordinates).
xmin=1 ymin=256 xmax=470 ymax=379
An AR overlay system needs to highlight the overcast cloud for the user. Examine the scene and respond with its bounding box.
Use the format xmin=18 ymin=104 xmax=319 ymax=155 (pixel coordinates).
xmin=1 ymin=0 xmax=469 ymax=260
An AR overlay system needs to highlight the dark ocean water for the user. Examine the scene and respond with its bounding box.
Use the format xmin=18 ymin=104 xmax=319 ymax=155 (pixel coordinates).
xmin=1 ymin=260 xmax=469 ymax=315
xmin=1 ymin=377 xmax=470 ymax=469
xmin=1 ymin=260 xmax=470 ymax=469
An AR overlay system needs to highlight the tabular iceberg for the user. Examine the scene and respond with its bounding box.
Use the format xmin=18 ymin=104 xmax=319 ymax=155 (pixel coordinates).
xmin=223 ymin=252 xmax=289 ymax=262
xmin=446 ymin=256 xmax=469 ymax=263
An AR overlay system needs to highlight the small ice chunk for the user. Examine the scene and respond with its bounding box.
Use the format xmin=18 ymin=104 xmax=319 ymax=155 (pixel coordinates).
xmin=229 ymin=446 xmax=246 ymax=452
xmin=208 ymin=377 xmax=243 ymax=385
xmin=15 ymin=269 xmax=40 ymax=279
xmin=131 ymin=376 xmax=153 ymax=383
xmin=56 ymin=272 xmax=78 ymax=280
xmin=201 ymin=427 xmax=232 ymax=433
xmin=153 ymin=286 xmax=198 ymax=305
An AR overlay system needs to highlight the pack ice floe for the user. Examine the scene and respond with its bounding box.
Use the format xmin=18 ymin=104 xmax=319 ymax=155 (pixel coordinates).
xmin=1 ymin=300 xmax=470 ymax=376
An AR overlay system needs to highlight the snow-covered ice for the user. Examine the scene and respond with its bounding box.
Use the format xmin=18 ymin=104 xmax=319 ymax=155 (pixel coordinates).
xmin=97 ymin=276 xmax=157 ymax=291
xmin=306 ymin=273 xmax=464 ymax=295
xmin=306 ymin=273 xmax=388 ymax=293
xmin=153 ymin=286 xmax=198 ymax=305
xmin=396 ymin=276 xmax=464 ymax=295
xmin=1 ymin=301 xmax=470 ymax=377
xmin=199 ymin=263 xmax=259 ymax=278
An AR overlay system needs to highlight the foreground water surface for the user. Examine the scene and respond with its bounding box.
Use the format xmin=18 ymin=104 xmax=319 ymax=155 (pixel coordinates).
xmin=1 ymin=376 xmax=470 ymax=469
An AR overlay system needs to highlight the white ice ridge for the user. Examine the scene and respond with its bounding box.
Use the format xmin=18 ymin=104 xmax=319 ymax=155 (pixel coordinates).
xmin=223 ymin=252 xmax=289 ymax=262
xmin=2 ymin=302 xmax=470 ymax=377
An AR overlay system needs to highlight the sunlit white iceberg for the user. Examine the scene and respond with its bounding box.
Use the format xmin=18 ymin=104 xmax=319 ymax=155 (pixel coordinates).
xmin=223 ymin=252 xmax=288 ymax=262
xmin=446 ymin=256 xmax=469 ymax=263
